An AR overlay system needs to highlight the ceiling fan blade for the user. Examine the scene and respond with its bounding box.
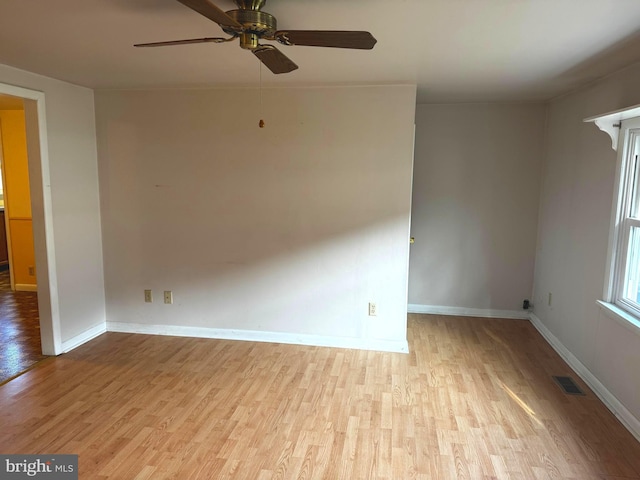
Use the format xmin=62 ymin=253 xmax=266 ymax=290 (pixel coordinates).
xmin=176 ymin=0 xmax=243 ymax=30
xmin=135 ymin=37 xmax=232 ymax=47
xmin=273 ymin=31 xmax=377 ymax=50
xmin=253 ymin=45 xmax=298 ymax=74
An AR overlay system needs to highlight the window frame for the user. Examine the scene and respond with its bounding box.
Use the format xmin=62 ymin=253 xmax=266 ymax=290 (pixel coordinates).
xmin=606 ymin=116 xmax=640 ymax=318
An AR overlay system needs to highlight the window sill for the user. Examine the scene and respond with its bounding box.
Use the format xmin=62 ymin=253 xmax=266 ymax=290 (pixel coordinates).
xmin=596 ymin=300 xmax=640 ymax=338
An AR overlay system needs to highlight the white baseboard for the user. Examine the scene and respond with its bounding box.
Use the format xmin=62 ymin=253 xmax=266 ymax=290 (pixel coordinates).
xmin=529 ymin=313 xmax=640 ymax=443
xmin=408 ymin=303 xmax=529 ymax=319
xmin=15 ymin=284 xmax=37 ymax=292
xmin=106 ymin=322 xmax=409 ymax=354
xmin=61 ymin=322 xmax=107 ymax=353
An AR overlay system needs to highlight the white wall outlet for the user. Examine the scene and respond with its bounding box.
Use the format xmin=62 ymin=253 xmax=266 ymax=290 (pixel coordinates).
xmin=28 ymin=266 xmax=35 ymax=276
xmin=164 ymin=290 xmax=173 ymax=304
xmin=368 ymin=302 xmax=377 ymax=316
xmin=144 ymin=289 xmax=152 ymax=303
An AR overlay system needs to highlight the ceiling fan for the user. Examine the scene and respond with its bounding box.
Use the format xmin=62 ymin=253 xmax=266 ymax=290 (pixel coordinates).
xmin=135 ymin=0 xmax=377 ymax=74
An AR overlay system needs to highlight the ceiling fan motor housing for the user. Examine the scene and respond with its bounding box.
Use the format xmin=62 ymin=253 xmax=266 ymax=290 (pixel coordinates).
xmin=223 ymin=9 xmax=277 ymax=49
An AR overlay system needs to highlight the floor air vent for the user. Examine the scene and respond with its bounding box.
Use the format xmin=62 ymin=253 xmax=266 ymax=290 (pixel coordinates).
xmin=552 ymin=376 xmax=585 ymax=396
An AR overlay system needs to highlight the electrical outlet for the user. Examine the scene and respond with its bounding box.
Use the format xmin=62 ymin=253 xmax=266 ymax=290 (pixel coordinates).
xmin=144 ymin=289 xmax=152 ymax=303
xmin=164 ymin=291 xmax=173 ymax=304
xmin=368 ymin=302 xmax=377 ymax=316
xmin=548 ymin=292 xmax=552 ymax=306
xmin=28 ymin=266 xmax=35 ymax=276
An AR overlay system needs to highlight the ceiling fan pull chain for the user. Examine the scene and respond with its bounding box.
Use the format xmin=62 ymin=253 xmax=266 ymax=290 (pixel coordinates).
xmin=259 ymin=60 xmax=265 ymax=128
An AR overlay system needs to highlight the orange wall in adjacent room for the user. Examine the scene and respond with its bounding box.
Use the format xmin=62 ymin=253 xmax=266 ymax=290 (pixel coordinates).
xmin=9 ymin=219 xmax=35 ymax=285
xmin=0 ymin=108 xmax=36 ymax=288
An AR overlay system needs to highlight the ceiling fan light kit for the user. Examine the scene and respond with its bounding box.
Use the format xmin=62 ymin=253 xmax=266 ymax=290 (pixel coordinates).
xmin=135 ymin=0 xmax=377 ymax=74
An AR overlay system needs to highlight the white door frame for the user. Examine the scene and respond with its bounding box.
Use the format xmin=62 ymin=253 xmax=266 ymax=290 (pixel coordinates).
xmin=0 ymin=82 xmax=61 ymax=355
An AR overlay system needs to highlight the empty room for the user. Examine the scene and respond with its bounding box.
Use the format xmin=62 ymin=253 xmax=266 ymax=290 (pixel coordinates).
xmin=1 ymin=0 xmax=640 ymax=478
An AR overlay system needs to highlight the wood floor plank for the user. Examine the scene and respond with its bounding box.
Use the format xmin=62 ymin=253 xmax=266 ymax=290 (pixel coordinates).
xmin=1 ymin=314 xmax=640 ymax=479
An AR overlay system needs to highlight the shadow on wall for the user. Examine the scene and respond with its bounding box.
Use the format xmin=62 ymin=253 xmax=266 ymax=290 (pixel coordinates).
xmin=407 ymin=104 xmax=546 ymax=311
xmin=96 ymin=86 xmax=416 ymax=341
xmin=553 ymin=27 xmax=640 ymax=95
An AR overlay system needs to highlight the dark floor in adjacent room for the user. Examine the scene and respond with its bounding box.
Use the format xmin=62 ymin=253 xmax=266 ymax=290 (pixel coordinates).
xmin=0 ymin=269 xmax=44 ymax=385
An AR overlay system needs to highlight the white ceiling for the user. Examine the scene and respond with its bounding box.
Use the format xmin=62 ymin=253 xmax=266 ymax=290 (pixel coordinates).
xmin=1 ymin=0 xmax=640 ymax=103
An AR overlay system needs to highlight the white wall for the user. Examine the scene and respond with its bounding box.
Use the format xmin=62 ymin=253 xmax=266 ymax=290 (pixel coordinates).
xmin=0 ymin=64 xmax=106 ymax=349
xmin=95 ymin=85 xmax=416 ymax=352
xmin=409 ymin=104 xmax=546 ymax=312
xmin=533 ymin=63 xmax=640 ymax=432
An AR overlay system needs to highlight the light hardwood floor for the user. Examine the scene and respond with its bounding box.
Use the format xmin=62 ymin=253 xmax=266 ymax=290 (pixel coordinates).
xmin=1 ymin=314 xmax=639 ymax=479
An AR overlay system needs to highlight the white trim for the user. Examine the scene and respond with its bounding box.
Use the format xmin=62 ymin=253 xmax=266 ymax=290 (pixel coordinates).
xmin=602 ymin=120 xmax=629 ymax=300
xmin=0 ymin=82 xmax=61 ymax=355
xmin=601 ymin=117 xmax=640 ymax=330
xmin=529 ymin=313 xmax=640 ymax=443
xmin=596 ymin=300 xmax=640 ymax=338
xmin=15 ymin=284 xmax=37 ymax=292
xmin=106 ymin=322 xmax=409 ymax=354
xmin=407 ymin=304 xmax=529 ymax=319
xmin=584 ymin=103 xmax=640 ymax=151
xmin=61 ymin=323 xmax=107 ymax=353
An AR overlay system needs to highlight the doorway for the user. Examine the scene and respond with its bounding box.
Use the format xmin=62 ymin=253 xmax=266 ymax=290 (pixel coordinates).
xmin=0 ymin=82 xmax=61 ymax=358
xmin=0 ymin=95 xmax=44 ymax=384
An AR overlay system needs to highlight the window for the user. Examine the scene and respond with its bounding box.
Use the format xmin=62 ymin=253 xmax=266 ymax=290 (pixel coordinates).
xmin=612 ymin=117 xmax=640 ymax=317
xmin=585 ymin=106 xmax=640 ymax=330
